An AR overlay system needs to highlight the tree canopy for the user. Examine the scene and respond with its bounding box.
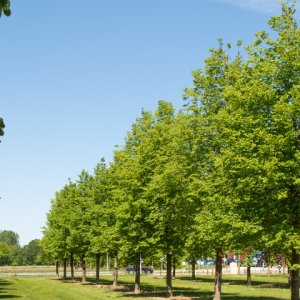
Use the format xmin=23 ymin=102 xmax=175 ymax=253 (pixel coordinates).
xmin=0 ymin=230 xmax=19 ymax=247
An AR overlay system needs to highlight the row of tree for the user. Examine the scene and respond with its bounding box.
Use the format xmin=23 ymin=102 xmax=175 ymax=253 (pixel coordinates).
xmin=0 ymin=230 xmax=49 ymax=266
xmin=42 ymin=3 xmax=300 ymax=300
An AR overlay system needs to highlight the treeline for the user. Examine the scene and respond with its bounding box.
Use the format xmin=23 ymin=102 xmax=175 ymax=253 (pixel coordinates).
xmin=0 ymin=230 xmax=50 ymax=266
xmin=42 ymin=4 xmax=300 ymax=300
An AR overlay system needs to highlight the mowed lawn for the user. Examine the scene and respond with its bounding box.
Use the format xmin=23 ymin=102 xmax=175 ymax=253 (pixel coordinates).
xmin=0 ymin=274 xmax=291 ymax=299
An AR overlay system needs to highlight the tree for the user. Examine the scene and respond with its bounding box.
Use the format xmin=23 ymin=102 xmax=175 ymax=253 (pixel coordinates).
xmin=87 ymin=159 xmax=109 ymax=285
xmin=183 ymin=2 xmax=300 ymax=299
xmin=141 ymin=101 xmax=194 ymax=297
xmin=183 ymin=34 xmax=262 ymax=300
xmin=93 ymin=162 xmax=123 ymax=288
xmin=212 ymin=3 xmax=300 ymax=299
xmin=42 ymin=185 xmax=74 ymax=279
xmin=0 ymin=0 xmax=11 ymax=17
xmin=111 ymin=109 xmax=157 ymax=293
xmin=41 ymin=225 xmax=67 ymax=277
xmin=0 ymin=230 xmax=19 ymax=247
xmin=19 ymin=240 xmax=44 ymax=265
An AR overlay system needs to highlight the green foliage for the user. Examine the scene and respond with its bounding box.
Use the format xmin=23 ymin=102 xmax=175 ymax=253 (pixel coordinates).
xmin=0 ymin=231 xmax=19 ymax=266
xmin=112 ymin=108 xmax=156 ymax=262
xmin=0 ymin=230 xmax=47 ymax=266
xmin=218 ymin=0 xmax=300 ymax=261
xmin=42 ymin=174 xmax=95 ymax=265
xmin=0 ymin=242 xmax=12 ymax=265
xmin=18 ymin=240 xmax=45 ymax=265
xmin=0 ymin=0 xmax=11 ymax=17
xmin=87 ymin=159 xmax=110 ymax=256
xmin=0 ymin=230 xmax=19 ymax=246
xmin=143 ymin=104 xmax=193 ymax=257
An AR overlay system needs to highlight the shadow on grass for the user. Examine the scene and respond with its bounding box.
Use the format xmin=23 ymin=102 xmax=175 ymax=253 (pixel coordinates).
xmin=0 ymin=279 xmax=21 ymax=299
xmin=110 ymin=278 xmax=288 ymax=300
xmin=211 ymin=296 xmax=287 ymax=300
xmin=53 ymin=276 xmax=289 ymax=300
xmin=0 ymin=281 xmax=11 ymax=286
xmin=116 ymin=287 xmax=288 ymax=300
xmin=179 ymin=276 xmax=289 ymax=289
xmin=120 ymin=285 xmax=212 ymax=299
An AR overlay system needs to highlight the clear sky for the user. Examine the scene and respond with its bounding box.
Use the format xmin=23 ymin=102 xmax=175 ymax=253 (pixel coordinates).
xmin=0 ymin=0 xmax=286 ymax=245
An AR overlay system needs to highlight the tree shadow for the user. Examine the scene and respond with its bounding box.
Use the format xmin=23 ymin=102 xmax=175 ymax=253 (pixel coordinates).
xmin=118 ymin=287 xmax=288 ymax=300
xmin=119 ymin=285 xmax=212 ymax=299
xmin=0 ymin=279 xmax=21 ymax=299
xmin=178 ymin=276 xmax=289 ymax=289
xmin=54 ymin=276 xmax=289 ymax=300
xmin=219 ymin=295 xmax=289 ymax=300
xmin=0 ymin=282 xmax=10 ymax=287
xmin=115 ymin=277 xmax=289 ymax=300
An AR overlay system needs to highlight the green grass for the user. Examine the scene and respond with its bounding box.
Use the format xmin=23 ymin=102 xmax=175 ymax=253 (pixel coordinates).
xmin=0 ymin=274 xmax=291 ymax=299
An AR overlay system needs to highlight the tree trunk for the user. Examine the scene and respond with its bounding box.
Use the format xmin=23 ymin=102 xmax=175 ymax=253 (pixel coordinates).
xmin=246 ymin=264 xmax=251 ymax=285
xmin=173 ymin=258 xmax=176 ymax=279
xmin=237 ymin=255 xmax=241 ymax=275
xmin=213 ymin=248 xmax=223 ymax=300
xmin=63 ymin=258 xmax=67 ymax=280
xmin=113 ymin=254 xmax=118 ymax=287
xmin=55 ymin=261 xmax=59 ymax=277
xmin=191 ymin=259 xmax=196 ymax=280
xmin=81 ymin=259 xmax=87 ymax=283
xmin=95 ymin=253 xmax=100 ymax=285
xmin=290 ymin=249 xmax=300 ymax=300
xmin=166 ymin=253 xmax=173 ymax=298
xmin=288 ymin=268 xmax=292 ymax=288
xmin=134 ymin=256 xmax=141 ymax=294
xmin=70 ymin=253 xmax=74 ymax=281
xmin=106 ymin=254 xmax=110 ymax=271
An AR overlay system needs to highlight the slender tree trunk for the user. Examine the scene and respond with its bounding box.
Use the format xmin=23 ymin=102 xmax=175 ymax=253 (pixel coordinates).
xmin=113 ymin=254 xmax=118 ymax=287
xmin=55 ymin=261 xmax=59 ymax=277
xmin=288 ymin=268 xmax=292 ymax=288
xmin=134 ymin=256 xmax=141 ymax=294
xmin=63 ymin=258 xmax=67 ymax=280
xmin=213 ymin=248 xmax=223 ymax=300
xmin=70 ymin=253 xmax=74 ymax=281
xmin=290 ymin=249 xmax=300 ymax=300
xmin=81 ymin=259 xmax=87 ymax=283
xmin=106 ymin=254 xmax=110 ymax=271
xmin=246 ymin=264 xmax=251 ymax=285
xmin=172 ymin=258 xmax=176 ymax=279
xmin=166 ymin=253 xmax=173 ymax=298
xmin=95 ymin=253 xmax=100 ymax=285
xmin=191 ymin=259 xmax=196 ymax=280
xmin=291 ymin=189 xmax=300 ymax=300
xmin=237 ymin=255 xmax=241 ymax=275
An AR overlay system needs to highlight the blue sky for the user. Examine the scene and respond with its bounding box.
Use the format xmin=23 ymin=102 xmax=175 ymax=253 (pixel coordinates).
xmin=0 ymin=0 xmax=285 ymax=245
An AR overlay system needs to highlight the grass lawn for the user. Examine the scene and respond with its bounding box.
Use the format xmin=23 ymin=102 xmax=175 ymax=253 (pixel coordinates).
xmin=0 ymin=274 xmax=291 ymax=299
